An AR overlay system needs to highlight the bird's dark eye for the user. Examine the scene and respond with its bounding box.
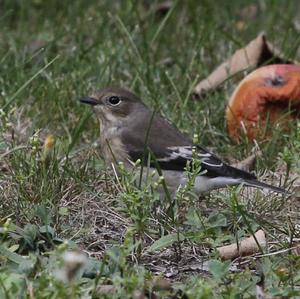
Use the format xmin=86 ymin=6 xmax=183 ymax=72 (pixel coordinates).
xmin=108 ymin=96 xmax=121 ymax=106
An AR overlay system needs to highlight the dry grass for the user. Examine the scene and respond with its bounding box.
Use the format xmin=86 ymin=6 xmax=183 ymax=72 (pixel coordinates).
xmin=1 ymin=1 xmax=300 ymax=297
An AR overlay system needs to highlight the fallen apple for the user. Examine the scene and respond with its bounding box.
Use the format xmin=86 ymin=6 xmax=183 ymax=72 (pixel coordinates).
xmin=226 ymin=64 xmax=300 ymax=141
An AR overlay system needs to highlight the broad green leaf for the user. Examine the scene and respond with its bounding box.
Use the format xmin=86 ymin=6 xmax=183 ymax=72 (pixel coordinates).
xmin=0 ymin=272 xmax=25 ymax=297
xmin=147 ymin=233 xmax=185 ymax=252
xmin=0 ymin=244 xmax=27 ymax=265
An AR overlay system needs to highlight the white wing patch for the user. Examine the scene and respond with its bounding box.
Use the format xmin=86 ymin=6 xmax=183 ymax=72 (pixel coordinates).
xmin=201 ymin=160 xmax=223 ymax=167
xmin=158 ymin=146 xmax=223 ymax=168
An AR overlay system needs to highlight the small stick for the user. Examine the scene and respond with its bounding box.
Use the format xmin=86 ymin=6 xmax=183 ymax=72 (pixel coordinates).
xmin=216 ymin=230 xmax=266 ymax=260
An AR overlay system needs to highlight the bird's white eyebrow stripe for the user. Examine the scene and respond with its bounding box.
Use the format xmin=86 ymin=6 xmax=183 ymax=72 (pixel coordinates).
xmin=157 ymin=146 xmax=223 ymax=167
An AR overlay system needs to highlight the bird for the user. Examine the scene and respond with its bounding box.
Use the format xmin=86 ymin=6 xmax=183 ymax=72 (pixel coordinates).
xmin=80 ymin=87 xmax=287 ymax=196
xmin=226 ymin=64 xmax=300 ymax=141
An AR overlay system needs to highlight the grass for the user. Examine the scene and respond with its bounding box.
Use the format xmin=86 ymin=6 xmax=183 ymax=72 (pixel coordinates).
xmin=0 ymin=0 xmax=300 ymax=298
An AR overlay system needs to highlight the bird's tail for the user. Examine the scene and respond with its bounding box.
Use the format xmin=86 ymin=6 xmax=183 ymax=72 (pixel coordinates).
xmin=244 ymin=179 xmax=289 ymax=194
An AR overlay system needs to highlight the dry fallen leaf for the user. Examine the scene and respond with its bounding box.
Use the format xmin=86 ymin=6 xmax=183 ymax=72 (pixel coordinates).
xmin=232 ymin=153 xmax=259 ymax=172
xmin=216 ymin=229 xmax=266 ymax=260
xmin=194 ymin=32 xmax=295 ymax=97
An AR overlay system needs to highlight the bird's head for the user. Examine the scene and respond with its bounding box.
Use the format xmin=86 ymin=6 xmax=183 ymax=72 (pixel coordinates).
xmin=80 ymin=87 xmax=145 ymax=123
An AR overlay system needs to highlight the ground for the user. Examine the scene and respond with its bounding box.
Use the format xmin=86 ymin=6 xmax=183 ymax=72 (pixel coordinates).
xmin=0 ymin=1 xmax=300 ymax=298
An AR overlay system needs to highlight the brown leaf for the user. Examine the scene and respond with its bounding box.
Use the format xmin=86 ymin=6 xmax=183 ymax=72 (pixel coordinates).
xmin=232 ymin=152 xmax=261 ymax=172
xmin=216 ymin=229 xmax=266 ymax=260
xmin=194 ymin=32 xmax=295 ymax=97
xmin=232 ymin=154 xmax=256 ymax=172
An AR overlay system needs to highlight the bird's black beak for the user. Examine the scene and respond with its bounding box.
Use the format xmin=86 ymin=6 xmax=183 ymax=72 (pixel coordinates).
xmin=80 ymin=97 xmax=98 ymax=106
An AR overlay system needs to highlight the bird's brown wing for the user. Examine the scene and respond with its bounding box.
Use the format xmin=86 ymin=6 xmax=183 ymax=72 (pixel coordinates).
xmin=121 ymin=111 xmax=257 ymax=180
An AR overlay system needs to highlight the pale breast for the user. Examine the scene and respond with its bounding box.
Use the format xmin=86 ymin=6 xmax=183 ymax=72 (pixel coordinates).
xmin=99 ymin=124 xmax=129 ymax=167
